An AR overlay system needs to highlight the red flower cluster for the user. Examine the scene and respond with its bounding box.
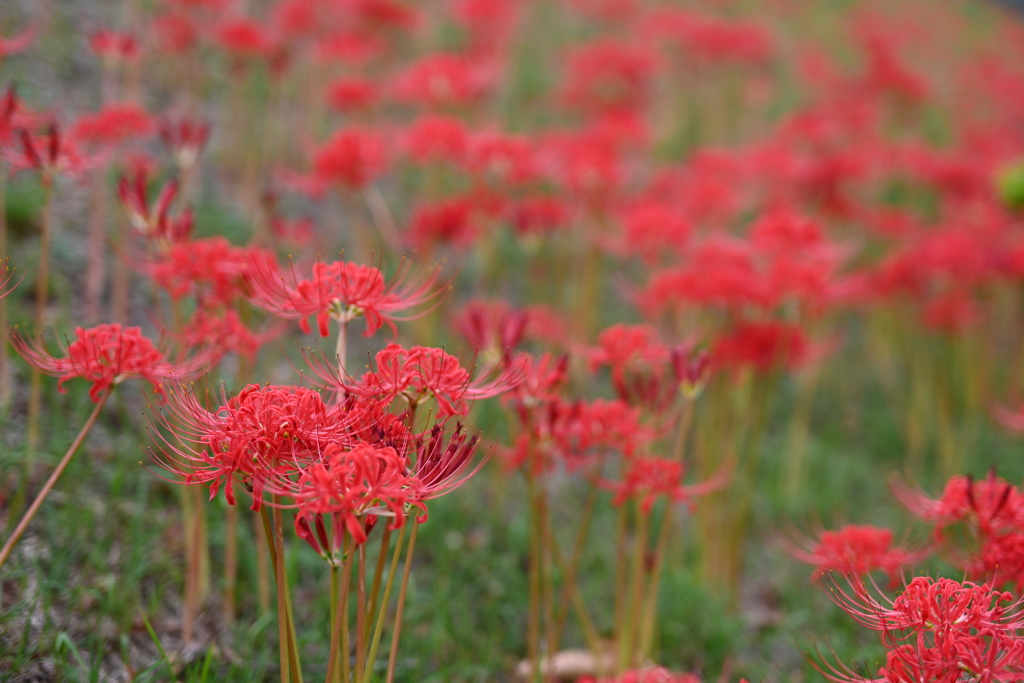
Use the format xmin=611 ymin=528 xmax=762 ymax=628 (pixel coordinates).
xmin=818 ymin=575 xmax=1024 ymax=683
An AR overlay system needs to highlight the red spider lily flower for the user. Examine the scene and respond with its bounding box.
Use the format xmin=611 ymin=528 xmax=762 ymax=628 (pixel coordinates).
xmin=452 ymin=299 xmax=529 ymax=364
xmin=159 ymin=116 xmax=210 ymax=172
xmin=891 ymin=471 xmax=1024 ymax=539
xmin=176 ymin=309 xmax=285 ymax=363
xmin=0 ymin=84 xmax=20 ymax=142
xmin=149 ymin=383 xmax=369 ymax=508
xmin=787 ymin=524 xmax=929 ymax=585
xmin=671 ymin=345 xmax=711 ymax=400
xmin=815 ymin=574 xmax=1024 ymax=683
xmin=346 ymin=343 xmax=527 ymax=417
xmin=588 ymin=324 xmax=669 ymax=385
xmin=214 ymin=17 xmax=278 ymax=61
xmin=0 ymin=259 xmax=20 ymax=298
xmin=311 ymin=127 xmax=388 ymax=190
xmin=9 ymin=123 xmax=102 ymax=178
xmin=578 ymin=668 xmax=702 ymax=683
xmin=286 ymin=442 xmax=424 ymax=556
xmin=0 ymin=28 xmax=34 ymax=59
xmin=505 ymin=353 xmax=570 ymax=412
xmin=12 ymin=324 xmax=205 ymax=401
xmin=326 ymin=76 xmax=379 ymax=113
xmin=613 ymin=201 xmax=691 ymax=264
xmin=71 ymin=103 xmax=154 ymax=148
xmin=247 ymin=255 xmax=444 ymax=338
xmin=506 ymin=196 xmax=570 ymax=239
xmin=466 ymin=130 xmax=540 ymax=187
xmin=408 ymin=422 xmax=484 ymax=501
xmin=141 ymin=237 xmax=259 ymax=307
xmin=601 ymin=456 xmax=728 ymax=514
xmin=117 ymin=170 xmax=193 ymax=244
xmin=561 ymin=39 xmax=659 ymax=116
xmin=408 ymin=195 xmax=479 ymax=249
xmin=391 ymin=53 xmax=497 ymax=110
xmin=642 ymin=9 xmax=774 ymax=66
xmin=89 ymin=30 xmax=140 ymax=65
xmin=401 ymin=114 xmax=471 ymax=166
xmin=507 ymin=397 xmax=653 ymax=473
xmin=153 ymin=11 xmax=200 ymax=53
xmin=711 ymin=321 xmax=813 ymax=374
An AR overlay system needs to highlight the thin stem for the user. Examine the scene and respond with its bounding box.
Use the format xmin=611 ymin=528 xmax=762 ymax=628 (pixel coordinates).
xmin=224 ymin=483 xmax=238 ymax=623
xmin=341 ymin=543 xmax=353 ymax=683
xmin=0 ymin=166 xmax=10 ymax=412
xmin=526 ymin=472 xmax=541 ymax=683
xmin=261 ymin=504 xmax=291 ymax=683
xmin=326 ymin=532 xmax=352 ymax=683
xmin=385 ymin=522 xmax=419 ymax=683
xmin=611 ymin=505 xmax=628 ymax=662
xmin=546 ymin=515 xmax=602 ymax=657
xmin=639 ymin=502 xmax=674 ymax=659
xmin=355 ymin=543 xmax=367 ymax=682
xmin=624 ymin=508 xmax=649 ymax=670
xmin=363 ymin=525 xmax=405 ymax=683
xmin=255 ymin=511 xmax=271 ymax=612
xmin=364 ymin=526 xmax=392 ymax=647
xmin=26 ymin=176 xmax=55 ymax=455
xmin=0 ymin=389 xmax=110 ymax=569
xmin=336 ymin=319 xmax=348 ymax=377
xmin=538 ymin=483 xmax=557 ymax=683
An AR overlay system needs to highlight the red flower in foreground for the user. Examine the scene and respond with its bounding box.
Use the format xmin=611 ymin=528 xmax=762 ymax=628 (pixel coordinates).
xmin=13 ymin=323 xmax=204 ymax=401
xmin=247 ymin=256 xmax=444 ymax=337
xmin=150 ymin=383 xmax=368 ymax=507
xmin=815 ymin=575 xmax=1024 ymax=683
xmin=288 ymin=442 xmax=424 ymax=552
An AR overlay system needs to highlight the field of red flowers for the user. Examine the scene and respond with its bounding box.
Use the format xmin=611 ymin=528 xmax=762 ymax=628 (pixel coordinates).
xmin=2 ymin=0 xmax=1024 ymax=681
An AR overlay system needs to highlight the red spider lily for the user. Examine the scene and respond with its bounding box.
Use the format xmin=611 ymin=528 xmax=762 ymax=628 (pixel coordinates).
xmin=0 ymin=27 xmax=34 ymax=59
xmin=408 ymin=423 xmax=484 ymax=502
xmin=141 ymin=237 xmax=260 ymax=306
xmin=391 ymin=53 xmax=497 ymax=110
xmin=0 ymin=84 xmax=20 ymax=143
xmin=12 ymin=323 xmax=206 ymax=401
xmin=642 ymin=9 xmax=774 ymax=66
xmin=613 ymin=201 xmax=691 ymax=264
xmin=601 ymin=456 xmax=728 ymax=514
xmin=285 ymin=442 xmax=424 ymax=555
xmin=345 ymin=343 xmax=527 ymax=417
xmin=671 ymin=345 xmax=711 ymax=399
xmin=176 ymin=308 xmax=285 ymax=362
xmin=0 ymin=259 xmax=20 ymax=298
xmin=578 ymin=668 xmax=702 ymax=683
xmin=588 ymin=324 xmax=669 ymax=386
xmin=452 ymin=299 xmax=529 ymax=362
xmin=214 ymin=17 xmax=278 ymax=62
xmin=9 ymin=123 xmax=102 ymax=178
xmin=401 ymin=114 xmax=471 ymax=165
xmin=311 ymin=127 xmax=388 ymax=190
xmin=466 ymin=130 xmax=540 ymax=187
xmin=505 ymin=353 xmax=570 ymax=412
xmin=71 ymin=103 xmax=154 ymax=148
xmin=117 ymin=170 xmax=194 ymax=244
xmin=815 ymin=574 xmax=1024 ymax=683
xmin=712 ymin=321 xmax=814 ymax=374
xmin=891 ymin=471 xmax=1024 ymax=539
xmin=246 ymin=255 xmax=444 ymax=338
xmin=90 ymin=30 xmax=140 ymax=64
xmin=408 ymin=195 xmax=479 ymax=249
xmin=149 ymin=383 xmax=370 ymax=508
xmin=326 ymin=76 xmax=379 ymax=113
xmin=159 ymin=116 xmax=210 ymax=172
xmin=787 ymin=524 xmax=929 ymax=585
xmin=561 ymin=39 xmax=659 ymax=116
xmin=506 ymin=196 xmax=570 ymax=238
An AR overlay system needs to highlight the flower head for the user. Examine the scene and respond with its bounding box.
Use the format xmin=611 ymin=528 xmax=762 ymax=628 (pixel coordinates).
xmin=13 ymin=324 xmax=204 ymax=401
xmin=247 ymin=256 xmax=444 ymax=338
